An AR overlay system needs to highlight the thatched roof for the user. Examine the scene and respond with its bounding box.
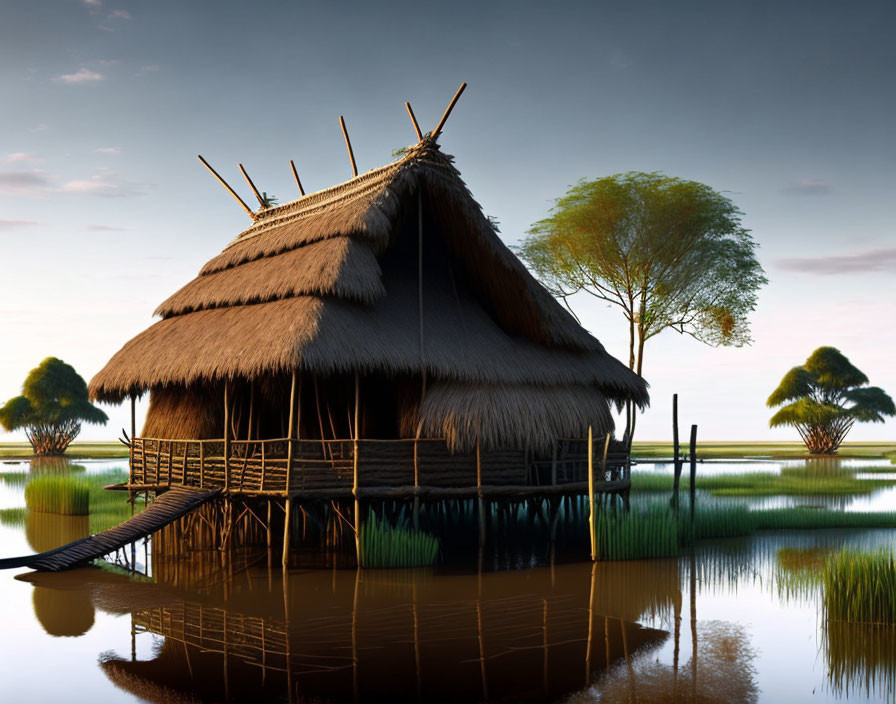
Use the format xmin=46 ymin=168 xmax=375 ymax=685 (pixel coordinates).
xmin=90 ymin=139 xmax=647 ymax=445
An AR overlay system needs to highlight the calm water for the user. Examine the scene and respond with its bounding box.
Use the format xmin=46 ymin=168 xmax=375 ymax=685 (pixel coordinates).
xmin=1 ymin=458 xmax=895 ymax=703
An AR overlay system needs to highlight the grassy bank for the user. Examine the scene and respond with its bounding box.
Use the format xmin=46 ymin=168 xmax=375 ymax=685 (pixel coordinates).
xmin=632 ymin=469 xmax=896 ymax=497
xmin=0 ymin=442 xmax=128 ymax=460
xmin=632 ymin=441 xmax=896 ymax=461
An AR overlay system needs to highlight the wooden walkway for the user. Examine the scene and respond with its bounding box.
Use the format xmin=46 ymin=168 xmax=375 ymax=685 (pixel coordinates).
xmin=0 ymin=486 xmax=220 ymax=572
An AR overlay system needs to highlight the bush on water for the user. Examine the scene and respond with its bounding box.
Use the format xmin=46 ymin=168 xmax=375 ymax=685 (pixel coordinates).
xmin=359 ymin=511 xmax=439 ymax=568
xmin=824 ymin=549 xmax=896 ymax=625
xmin=24 ymin=476 xmax=89 ymax=515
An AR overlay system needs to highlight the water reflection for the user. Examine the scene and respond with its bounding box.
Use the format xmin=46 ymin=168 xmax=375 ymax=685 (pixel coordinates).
xmin=32 ymin=583 xmax=95 ymax=637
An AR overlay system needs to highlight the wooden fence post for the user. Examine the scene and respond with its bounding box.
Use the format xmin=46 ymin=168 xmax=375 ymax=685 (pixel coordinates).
xmin=689 ymin=425 xmax=698 ymax=521
xmin=282 ymin=371 xmax=297 ymax=568
xmin=671 ymin=394 xmax=681 ymax=510
xmin=224 ymin=381 xmax=231 ymax=493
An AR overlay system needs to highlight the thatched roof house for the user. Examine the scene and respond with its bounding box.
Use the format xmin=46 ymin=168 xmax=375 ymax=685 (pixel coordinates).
xmin=90 ymin=138 xmax=646 ymax=470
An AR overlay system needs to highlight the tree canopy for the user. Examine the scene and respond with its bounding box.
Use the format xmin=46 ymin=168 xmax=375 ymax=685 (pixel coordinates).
xmin=518 ymin=171 xmax=766 ymax=438
xmin=0 ymin=357 xmax=108 ymax=455
xmin=767 ymin=347 xmax=894 ymax=454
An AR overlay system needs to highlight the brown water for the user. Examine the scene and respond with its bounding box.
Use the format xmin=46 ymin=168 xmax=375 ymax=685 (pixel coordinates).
xmin=1 ymin=459 xmax=895 ymax=703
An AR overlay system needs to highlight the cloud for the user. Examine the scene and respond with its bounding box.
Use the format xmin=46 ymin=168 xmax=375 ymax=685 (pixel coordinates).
xmin=54 ymin=68 xmax=105 ymax=84
xmin=782 ymin=179 xmax=832 ymax=196
xmin=87 ymin=224 xmax=127 ymax=231
xmin=4 ymin=152 xmax=44 ymax=164
xmin=28 ymin=124 xmax=48 ymax=133
xmin=61 ymin=171 xmax=147 ymax=198
xmin=83 ymin=0 xmax=102 ymax=11
xmin=777 ymin=247 xmax=896 ymax=274
xmin=0 ymin=171 xmax=52 ymax=195
xmin=0 ymin=219 xmax=42 ymax=230
xmin=135 ymin=64 xmax=160 ymax=77
xmin=109 ymin=9 xmax=131 ymax=19
xmin=95 ymin=146 xmax=122 ymax=155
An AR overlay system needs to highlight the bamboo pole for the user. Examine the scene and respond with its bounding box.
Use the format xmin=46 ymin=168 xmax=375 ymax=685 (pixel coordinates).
xmin=238 ymin=163 xmax=267 ymax=209
xmin=671 ymin=393 xmax=681 ymax=510
xmin=587 ymin=426 xmax=596 ymax=561
xmin=129 ymin=393 xmax=136 ymax=485
xmin=405 ymin=101 xmax=423 ymax=142
xmin=353 ymin=372 xmax=361 ymax=566
xmin=289 ymin=160 xmax=305 ymax=196
xmin=224 ymin=382 xmax=231 ymax=493
xmin=339 ymin=116 xmax=358 ymax=178
xmin=432 ymin=82 xmax=467 ymax=138
xmin=282 ymin=372 xmax=297 ymax=568
xmin=689 ymin=424 xmax=698 ymax=521
xmin=197 ymin=155 xmax=255 ymax=218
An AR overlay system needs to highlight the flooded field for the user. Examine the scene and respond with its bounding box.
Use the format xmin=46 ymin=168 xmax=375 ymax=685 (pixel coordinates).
xmin=1 ymin=458 xmax=895 ymax=702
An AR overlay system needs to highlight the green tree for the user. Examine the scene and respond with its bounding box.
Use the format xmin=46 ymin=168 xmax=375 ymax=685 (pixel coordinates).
xmin=0 ymin=357 xmax=108 ymax=456
xmin=518 ymin=172 xmax=766 ymax=437
xmin=767 ymin=347 xmax=894 ymax=454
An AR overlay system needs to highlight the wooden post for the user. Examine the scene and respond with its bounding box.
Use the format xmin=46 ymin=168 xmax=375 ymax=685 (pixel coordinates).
xmin=224 ymin=382 xmax=231 ymax=493
xmin=238 ymin=163 xmax=267 ymax=209
xmin=671 ymin=394 xmax=681 ymax=510
xmin=405 ymin=101 xmax=423 ymax=142
xmin=339 ymin=116 xmax=358 ymax=178
xmin=432 ymin=82 xmax=467 ymax=138
xmin=129 ymin=393 xmax=136 ymax=485
xmin=197 ymin=155 xmax=255 ymax=218
xmin=689 ymin=424 xmax=698 ymax=521
xmin=353 ymin=372 xmax=361 ymax=566
xmin=289 ymin=160 xmax=305 ymax=196
xmin=199 ymin=440 xmax=205 ymax=487
xmin=587 ymin=426 xmax=597 ymax=561
xmin=282 ymin=372 xmax=297 ymax=568
xmin=477 ymin=442 xmax=485 ymax=547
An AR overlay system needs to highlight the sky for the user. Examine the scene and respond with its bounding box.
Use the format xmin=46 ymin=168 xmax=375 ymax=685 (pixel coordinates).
xmin=0 ymin=0 xmax=894 ymax=443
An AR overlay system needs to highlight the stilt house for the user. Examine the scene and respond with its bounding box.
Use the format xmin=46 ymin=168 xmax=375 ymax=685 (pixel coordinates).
xmin=89 ymin=130 xmax=648 ymax=496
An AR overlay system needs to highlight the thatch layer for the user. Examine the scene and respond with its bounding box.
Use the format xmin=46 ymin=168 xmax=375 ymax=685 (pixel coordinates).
xmin=411 ymin=382 xmax=615 ymax=453
xmin=156 ymin=237 xmax=383 ymax=317
xmin=91 ymin=282 xmax=647 ymax=405
xmin=141 ymin=384 xmax=220 ymax=438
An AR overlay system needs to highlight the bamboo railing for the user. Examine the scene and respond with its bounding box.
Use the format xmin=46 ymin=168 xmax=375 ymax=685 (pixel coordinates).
xmin=129 ymin=437 xmax=631 ymax=497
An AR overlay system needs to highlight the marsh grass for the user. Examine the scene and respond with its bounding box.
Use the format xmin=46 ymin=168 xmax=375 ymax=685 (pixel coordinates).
xmin=0 ymin=507 xmax=26 ymax=526
xmin=594 ymin=506 xmax=678 ymax=560
xmin=631 ymin=468 xmax=896 ymax=497
xmin=25 ymin=476 xmax=89 ymax=515
xmin=360 ymin=511 xmax=439 ymax=568
xmin=824 ymin=549 xmax=896 ymax=625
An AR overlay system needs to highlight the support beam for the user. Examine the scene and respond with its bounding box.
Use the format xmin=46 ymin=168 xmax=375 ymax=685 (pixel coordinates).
xmin=353 ymin=372 xmax=361 ymax=565
xmin=197 ymin=155 xmax=255 ymax=218
xmin=432 ymin=82 xmax=467 ymax=138
xmin=223 ymin=381 xmax=231 ymax=493
xmin=405 ymin=101 xmax=423 ymax=142
xmin=289 ymin=160 xmax=305 ymax=196
xmin=587 ymin=426 xmax=596 ymax=561
xmin=339 ymin=115 xmax=358 ymax=178
xmin=238 ymin=163 xmax=267 ymax=209
xmin=689 ymin=424 xmax=698 ymax=520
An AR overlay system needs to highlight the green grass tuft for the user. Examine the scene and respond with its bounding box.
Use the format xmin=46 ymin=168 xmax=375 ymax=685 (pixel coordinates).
xmin=24 ymin=476 xmax=89 ymax=515
xmin=824 ymin=549 xmax=896 ymax=625
xmin=360 ymin=511 xmax=439 ymax=568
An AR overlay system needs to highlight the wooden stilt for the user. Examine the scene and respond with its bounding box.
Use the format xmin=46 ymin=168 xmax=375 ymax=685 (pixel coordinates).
xmin=223 ymin=382 xmax=231 ymax=493
xmin=587 ymin=426 xmax=596 ymax=561
xmin=283 ymin=371 xmax=297 ymax=568
xmin=353 ymin=372 xmax=361 ymax=566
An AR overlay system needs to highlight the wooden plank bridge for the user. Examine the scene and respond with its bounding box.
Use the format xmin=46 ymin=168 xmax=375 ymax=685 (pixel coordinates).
xmin=0 ymin=486 xmax=220 ymax=572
